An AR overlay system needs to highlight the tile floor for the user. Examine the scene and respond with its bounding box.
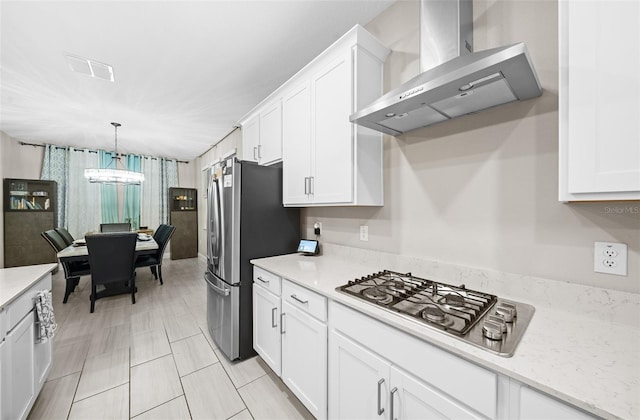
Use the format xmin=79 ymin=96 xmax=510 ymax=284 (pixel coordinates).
xmin=27 ymin=257 xmax=313 ymax=420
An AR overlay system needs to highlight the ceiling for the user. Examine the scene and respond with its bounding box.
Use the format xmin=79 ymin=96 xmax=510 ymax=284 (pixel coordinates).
xmin=0 ymin=0 xmax=394 ymax=161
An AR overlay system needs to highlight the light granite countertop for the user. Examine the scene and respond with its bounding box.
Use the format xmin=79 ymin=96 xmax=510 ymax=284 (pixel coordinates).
xmin=0 ymin=264 xmax=58 ymax=309
xmin=251 ymin=244 xmax=640 ymax=420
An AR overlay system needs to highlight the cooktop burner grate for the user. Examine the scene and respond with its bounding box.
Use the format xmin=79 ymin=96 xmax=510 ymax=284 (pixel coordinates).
xmin=337 ymin=270 xmax=498 ymax=336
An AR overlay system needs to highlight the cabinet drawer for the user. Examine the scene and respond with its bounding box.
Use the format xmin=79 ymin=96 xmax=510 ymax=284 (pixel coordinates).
xmin=7 ymin=273 xmax=52 ymax=331
xmin=282 ymin=279 xmax=327 ymax=322
xmin=254 ymin=266 xmax=281 ymax=296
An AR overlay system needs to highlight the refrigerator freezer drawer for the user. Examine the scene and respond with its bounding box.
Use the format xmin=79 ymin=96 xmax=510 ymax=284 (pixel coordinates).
xmin=205 ymin=271 xmax=239 ymax=360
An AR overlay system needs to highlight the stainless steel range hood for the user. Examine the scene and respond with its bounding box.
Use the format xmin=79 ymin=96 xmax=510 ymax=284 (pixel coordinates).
xmin=350 ymin=0 xmax=542 ymax=136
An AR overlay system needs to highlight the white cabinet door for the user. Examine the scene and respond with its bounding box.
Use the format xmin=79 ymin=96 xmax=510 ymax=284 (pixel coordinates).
xmin=4 ymin=312 xmax=35 ymax=420
xmin=0 ymin=337 xmax=5 ymax=419
xmin=33 ymin=331 xmax=52 ymax=392
xmin=259 ymin=99 xmax=282 ymax=165
xmin=282 ymin=81 xmax=312 ymax=205
xmin=311 ymin=52 xmax=354 ymax=204
xmin=242 ymin=114 xmax=260 ymax=162
xmin=511 ymin=381 xmax=595 ymax=420
xmin=389 ymin=366 xmax=485 ymax=420
xmin=328 ymin=330 xmax=389 ymax=420
xmin=281 ymin=300 xmax=328 ymax=419
xmin=252 ymin=284 xmax=281 ymax=376
xmin=559 ymin=0 xmax=640 ymax=201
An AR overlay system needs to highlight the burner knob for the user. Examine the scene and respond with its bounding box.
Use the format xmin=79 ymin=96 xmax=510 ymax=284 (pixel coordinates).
xmin=482 ymin=320 xmax=504 ymax=340
xmin=486 ymin=315 xmax=507 ymax=333
xmin=495 ymin=304 xmax=516 ymax=323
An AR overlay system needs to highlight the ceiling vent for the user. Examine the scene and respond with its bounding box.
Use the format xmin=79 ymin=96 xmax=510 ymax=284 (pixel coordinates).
xmin=64 ymin=53 xmax=114 ymax=82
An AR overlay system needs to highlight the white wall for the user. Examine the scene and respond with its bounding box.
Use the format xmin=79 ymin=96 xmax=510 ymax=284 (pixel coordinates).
xmin=301 ymin=0 xmax=639 ymax=293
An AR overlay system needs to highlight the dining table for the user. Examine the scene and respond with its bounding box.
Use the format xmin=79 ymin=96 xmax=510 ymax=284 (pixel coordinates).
xmin=56 ymin=235 xmax=159 ymax=298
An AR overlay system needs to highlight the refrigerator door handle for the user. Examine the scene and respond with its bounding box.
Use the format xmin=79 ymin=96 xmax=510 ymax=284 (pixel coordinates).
xmin=204 ymin=273 xmax=230 ymax=296
xmin=210 ymin=178 xmax=222 ymax=269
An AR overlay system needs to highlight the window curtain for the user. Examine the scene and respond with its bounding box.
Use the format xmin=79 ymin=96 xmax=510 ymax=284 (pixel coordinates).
xmin=140 ymin=157 xmax=178 ymax=229
xmin=99 ymin=151 xmax=118 ymax=223
xmin=41 ymin=145 xmax=68 ymax=229
xmin=42 ymin=147 xmax=102 ymax=238
xmin=123 ymin=154 xmax=142 ymax=230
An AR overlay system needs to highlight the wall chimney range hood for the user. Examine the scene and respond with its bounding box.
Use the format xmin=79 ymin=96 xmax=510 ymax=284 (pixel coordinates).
xmin=350 ymin=0 xmax=542 ymax=136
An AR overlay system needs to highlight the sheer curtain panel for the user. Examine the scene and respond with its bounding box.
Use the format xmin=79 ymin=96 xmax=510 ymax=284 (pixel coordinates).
xmin=99 ymin=151 xmax=118 ymax=223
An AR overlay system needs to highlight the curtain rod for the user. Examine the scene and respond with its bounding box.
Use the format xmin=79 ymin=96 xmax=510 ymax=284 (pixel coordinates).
xmin=198 ymin=125 xmax=240 ymax=159
xmin=19 ymin=141 xmax=189 ymax=164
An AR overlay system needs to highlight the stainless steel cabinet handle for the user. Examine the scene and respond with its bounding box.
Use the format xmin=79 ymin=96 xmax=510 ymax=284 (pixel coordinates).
xmin=253 ymin=146 xmax=257 ymax=160
xmin=290 ymin=294 xmax=308 ymax=304
xmin=304 ymin=177 xmax=309 ymax=195
xmin=280 ymin=312 xmax=286 ymax=334
xmin=390 ymin=387 xmax=398 ymax=420
xmin=271 ymin=307 xmax=277 ymax=328
xmin=257 ymin=144 xmax=262 ymax=159
xmin=377 ymin=379 xmax=385 ymax=415
xmin=309 ymin=176 xmax=314 ymax=195
xmin=256 ymin=276 xmax=269 ymax=284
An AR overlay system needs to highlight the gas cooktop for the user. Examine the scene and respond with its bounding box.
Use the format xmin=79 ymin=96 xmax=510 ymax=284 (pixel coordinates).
xmin=336 ymin=270 xmax=534 ymax=357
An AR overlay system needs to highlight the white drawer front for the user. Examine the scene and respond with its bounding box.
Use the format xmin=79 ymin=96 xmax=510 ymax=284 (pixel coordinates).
xmin=282 ymin=279 xmax=327 ymax=322
xmin=254 ymin=266 xmax=281 ymax=296
xmin=7 ymin=273 xmax=52 ymax=331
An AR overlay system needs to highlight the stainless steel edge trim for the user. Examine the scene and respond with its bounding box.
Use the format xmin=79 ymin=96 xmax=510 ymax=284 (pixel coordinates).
xmin=231 ymin=159 xmax=241 ymax=285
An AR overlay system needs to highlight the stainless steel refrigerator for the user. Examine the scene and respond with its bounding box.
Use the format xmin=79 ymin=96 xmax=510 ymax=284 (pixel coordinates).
xmin=205 ymin=157 xmax=300 ymax=360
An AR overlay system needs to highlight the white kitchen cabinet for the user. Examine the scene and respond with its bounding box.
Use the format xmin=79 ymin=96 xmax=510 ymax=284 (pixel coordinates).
xmin=281 ymin=280 xmax=328 ymax=419
xmin=3 ymin=312 xmax=35 ymax=420
xmin=329 ymin=329 xmax=485 ymax=420
xmin=252 ymin=267 xmax=282 ymax=375
xmin=241 ymin=114 xmax=260 ymax=163
xmin=1 ymin=271 xmax=53 ymax=420
xmin=241 ymin=99 xmax=283 ymax=166
xmin=282 ymin=81 xmax=312 ymax=204
xmin=508 ymin=379 xmax=596 ymax=419
xmin=282 ymin=25 xmax=389 ymax=206
xmin=329 ymin=329 xmax=390 ymax=419
xmin=329 ymin=301 xmax=497 ymax=419
xmin=258 ymin=99 xmax=282 ymax=165
xmin=558 ymin=0 xmax=640 ymax=201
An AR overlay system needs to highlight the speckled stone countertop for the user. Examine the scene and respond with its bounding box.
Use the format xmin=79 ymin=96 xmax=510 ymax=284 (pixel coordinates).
xmin=251 ymin=244 xmax=640 ymax=420
xmin=0 ymin=264 xmax=57 ymax=309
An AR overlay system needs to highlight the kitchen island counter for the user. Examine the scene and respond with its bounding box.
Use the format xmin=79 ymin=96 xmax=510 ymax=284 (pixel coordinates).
xmin=252 ymin=245 xmax=639 ymax=420
xmin=0 ymin=263 xmax=58 ymax=309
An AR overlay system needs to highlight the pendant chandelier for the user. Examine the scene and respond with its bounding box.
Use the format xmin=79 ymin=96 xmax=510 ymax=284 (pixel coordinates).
xmin=84 ymin=122 xmax=144 ymax=185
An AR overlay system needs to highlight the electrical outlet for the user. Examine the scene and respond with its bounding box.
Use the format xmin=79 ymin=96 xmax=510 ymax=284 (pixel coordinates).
xmin=594 ymin=242 xmax=627 ymax=276
xmin=360 ymin=225 xmax=369 ymax=241
xmin=313 ymin=222 xmax=322 ymax=236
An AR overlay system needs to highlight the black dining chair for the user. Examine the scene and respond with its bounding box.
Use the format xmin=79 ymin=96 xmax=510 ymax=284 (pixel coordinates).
xmin=135 ymin=224 xmax=176 ymax=285
xmin=99 ymin=222 xmax=131 ymax=233
xmin=85 ymin=232 xmax=138 ymax=313
xmin=55 ymin=227 xmax=75 ymax=246
xmin=41 ymin=229 xmax=91 ymax=303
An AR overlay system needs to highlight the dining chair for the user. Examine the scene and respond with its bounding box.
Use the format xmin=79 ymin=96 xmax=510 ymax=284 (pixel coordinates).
xmin=41 ymin=229 xmax=91 ymax=303
xmin=99 ymin=222 xmax=131 ymax=233
xmin=85 ymin=232 xmax=138 ymax=313
xmin=135 ymin=224 xmax=176 ymax=285
xmin=54 ymin=227 xmax=75 ymax=246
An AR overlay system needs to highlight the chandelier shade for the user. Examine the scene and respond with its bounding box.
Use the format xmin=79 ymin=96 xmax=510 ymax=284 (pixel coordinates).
xmin=84 ymin=122 xmax=144 ymax=185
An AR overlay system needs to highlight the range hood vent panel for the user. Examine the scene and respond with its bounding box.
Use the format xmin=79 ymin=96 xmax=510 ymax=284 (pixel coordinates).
xmin=350 ymin=0 xmax=542 ymax=136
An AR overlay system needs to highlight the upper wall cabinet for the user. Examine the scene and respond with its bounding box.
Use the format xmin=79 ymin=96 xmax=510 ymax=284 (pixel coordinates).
xmin=558 ymin=0 xmax=640 ymax=201
xmin=240 ymin=25 xmax=389 ymax=206
xmin=240 ymin=98 xmax=283 ymax=166
xmin=282 ymin=26 xmax=389 ymax=207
